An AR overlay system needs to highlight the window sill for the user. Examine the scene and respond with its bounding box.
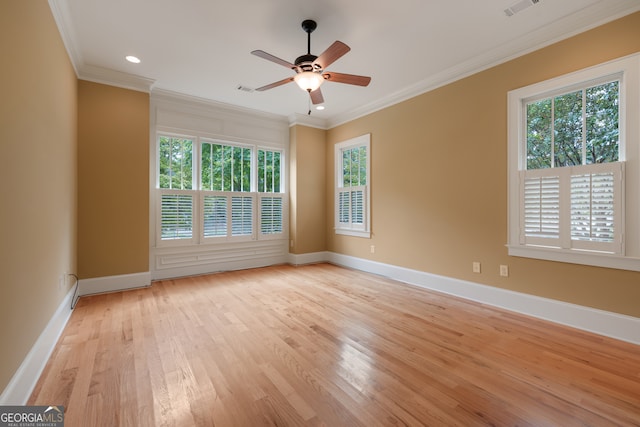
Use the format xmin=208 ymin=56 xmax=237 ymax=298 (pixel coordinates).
xmin=335 ymin=229 xmax=371 ymax=239
xmin=507 ymin=244 xmax=640 ymax=272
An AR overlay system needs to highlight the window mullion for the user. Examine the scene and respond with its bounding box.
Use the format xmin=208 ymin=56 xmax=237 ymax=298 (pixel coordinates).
xmin=551 ymin=97 xmax=556 ymax=168
xmin=270 ymin=153 xmax=274 ymax=192
xmin=193 ymin=138 xmax=200 ymax=241
xmin=582 ymin=89 xmax=587 ymax=165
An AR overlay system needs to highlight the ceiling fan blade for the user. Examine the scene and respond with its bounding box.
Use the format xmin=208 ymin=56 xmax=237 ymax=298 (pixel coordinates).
xmin=251 ymin=50 xmax=297 ymax=70
xmin=309 ymin=88 xmax=324 ymax=105
xmin=313 ymin=41 xmax=350 ymax=70
xmin=255 ymin=77 xmax=294 ymax=91
xmin=323 ymin=72 xmax=371 ymax=87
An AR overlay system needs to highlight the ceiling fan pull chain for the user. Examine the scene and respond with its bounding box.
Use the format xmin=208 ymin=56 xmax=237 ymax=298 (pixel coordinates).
xmin=307 ymin=90 xmax=312 ymax=115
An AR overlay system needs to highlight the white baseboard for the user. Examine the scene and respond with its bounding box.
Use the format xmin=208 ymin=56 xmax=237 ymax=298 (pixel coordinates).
xmin=78 ymin=271 xmax=151 ymax=296
xmin=288 ymin=251 xmax=330 ymax=266
xmin=0 ymin=285 xmax=76 ymax=405
xmin=327 ymin=253 xmax=640 ymax=345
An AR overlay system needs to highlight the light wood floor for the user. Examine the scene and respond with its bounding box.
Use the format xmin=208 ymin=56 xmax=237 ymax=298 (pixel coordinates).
xmin=30 ymin=263 xmax=640 ymax=426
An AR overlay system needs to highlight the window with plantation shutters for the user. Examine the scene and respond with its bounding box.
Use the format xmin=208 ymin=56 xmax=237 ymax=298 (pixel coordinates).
xmin=156 ymin=134 xmax=285 ymax=245
xmin=508 ymin=54 xmax=640 ymax=271
xmin=257 ymin=149 xmax=285 ymax=239
xmin=158 ymin=136 xmax=195 ymax=243
xmin=335 ymin=134 xmax=370 ymax=238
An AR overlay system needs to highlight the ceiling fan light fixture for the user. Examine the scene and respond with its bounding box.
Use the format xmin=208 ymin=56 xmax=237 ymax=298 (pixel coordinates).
xmin=294 ymin=71 xmax=324 ymax=92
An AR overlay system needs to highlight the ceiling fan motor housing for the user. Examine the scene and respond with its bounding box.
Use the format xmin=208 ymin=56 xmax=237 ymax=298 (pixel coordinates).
xmin=295 ymin=54 xmax=321 ymax=72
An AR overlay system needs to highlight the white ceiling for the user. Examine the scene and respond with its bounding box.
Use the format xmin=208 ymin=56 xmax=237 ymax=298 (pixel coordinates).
xmin=50 ymin=0 xmax=640 ymax=127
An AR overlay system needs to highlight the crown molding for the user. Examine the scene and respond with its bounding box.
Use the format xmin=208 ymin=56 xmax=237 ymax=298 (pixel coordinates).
xmin=326 ymin=1 xmax=640 ymax=128
xmin=79 ymin=64 xmax=156 ymax=93
xmin=288 ymin=113 xmax=328 ymax=130
xmin=151 ymin=88 xmax=290 ymax=124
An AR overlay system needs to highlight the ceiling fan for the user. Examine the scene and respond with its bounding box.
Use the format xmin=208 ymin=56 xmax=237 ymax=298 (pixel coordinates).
xmin=251 ymin=19 xmax=371 ymax=106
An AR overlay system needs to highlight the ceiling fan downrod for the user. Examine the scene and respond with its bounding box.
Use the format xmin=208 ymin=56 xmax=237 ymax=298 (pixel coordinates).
xmin=301 ymin=19 xmax=317 ymax=55
xmin=296 ymin=20 xmax=319 ymax=69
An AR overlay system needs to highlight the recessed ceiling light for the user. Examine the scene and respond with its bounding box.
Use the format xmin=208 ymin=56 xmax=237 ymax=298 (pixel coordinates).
xmin=125 ymin=55 xmax=141 ymax=64
xmin=316 ymin=105 xmax=325 ymax=110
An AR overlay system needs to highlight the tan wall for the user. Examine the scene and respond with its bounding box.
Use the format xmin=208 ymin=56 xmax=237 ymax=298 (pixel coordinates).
xmin=0 ymin=1 xmax=77 ymax=392
xmin=326 ymin=12 xmax=640 ymax=318
xmin=77 ymin=81 xmax=149 ymax=279
xmin=289 ymin=125 xmax=327 ymax=254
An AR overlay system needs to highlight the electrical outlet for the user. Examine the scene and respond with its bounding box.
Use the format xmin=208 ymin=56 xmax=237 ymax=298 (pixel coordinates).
xmin=370 ymin=245 xmax=375 ymax=254
xmin=472 ymin=262 xmax=481 ymax=273
xmin=58 ymin=273 xmax=66 ymax=290
xmin=500 ymin=265 xmax=509 ymax=277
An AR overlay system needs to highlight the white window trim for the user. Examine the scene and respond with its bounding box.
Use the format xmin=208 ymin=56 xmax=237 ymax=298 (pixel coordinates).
xmin=507 ymin=53 xmax=640 ymax=271
xmin=335 ymin=134 xmax=371 ymax=238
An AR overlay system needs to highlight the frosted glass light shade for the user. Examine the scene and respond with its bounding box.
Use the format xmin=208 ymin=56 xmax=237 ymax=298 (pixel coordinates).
xmin=294 ymin=72 xmax=324 ymax=92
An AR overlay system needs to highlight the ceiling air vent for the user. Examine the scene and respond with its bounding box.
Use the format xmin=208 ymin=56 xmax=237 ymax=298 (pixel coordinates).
xmin=505 ymin=0 xmax=541 ymax=17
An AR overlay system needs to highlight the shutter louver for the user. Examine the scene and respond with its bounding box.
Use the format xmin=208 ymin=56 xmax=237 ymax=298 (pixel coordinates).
xmin=161 ymin=194 xmax=193 ymax=240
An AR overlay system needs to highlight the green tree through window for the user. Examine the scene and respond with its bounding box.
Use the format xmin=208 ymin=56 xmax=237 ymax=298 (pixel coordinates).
xmin=159 ymin=136 xmax=193 ymax=189
xmin=526 ymin=81 xmax=619 ymax=170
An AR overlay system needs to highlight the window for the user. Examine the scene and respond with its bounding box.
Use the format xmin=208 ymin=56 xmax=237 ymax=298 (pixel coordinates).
xmin=158 ymin=136 xmax=194 ymax=240
xmin=156 ymin=135 xmax=285 ymax=245
xmin=507 ymin=54 xmax=640 ymax=271
xmin=335 ymin=134 xmax=371 ymax=238
xmin=258 ymin=149 xmax=284 ymax=236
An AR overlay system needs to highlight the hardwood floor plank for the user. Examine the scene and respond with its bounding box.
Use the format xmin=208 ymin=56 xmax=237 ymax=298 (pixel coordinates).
xmin=30 ymin=263 xmax=640 ymax=426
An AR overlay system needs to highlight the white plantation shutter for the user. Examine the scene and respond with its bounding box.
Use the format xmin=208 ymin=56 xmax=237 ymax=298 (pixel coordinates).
xmin=520 ymin=162 xmax=623 ymax=254
xmin=160 ymin=193 xmax=193 ymax=240
xmin=522 ymin=173 xmax=560 ymax=244
xmin=203 ymin=195 xmax=227 ymax=238
xmin=231 ymin=196 xmax=253 ymax=237
xmin=336 ymin=187 xmax=366 ymax=231
xmin=570 ymin=164 xmax=623 ymax=253
xmin=351 ymin=188 xmax=365 ymax=226
xmin=202 ymin=193 xmax=278 ymax=241
xmin=260 ymin=195 xmax=284 ymax=235
xmin=338 ymin=191 xmax=350 ymax=225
